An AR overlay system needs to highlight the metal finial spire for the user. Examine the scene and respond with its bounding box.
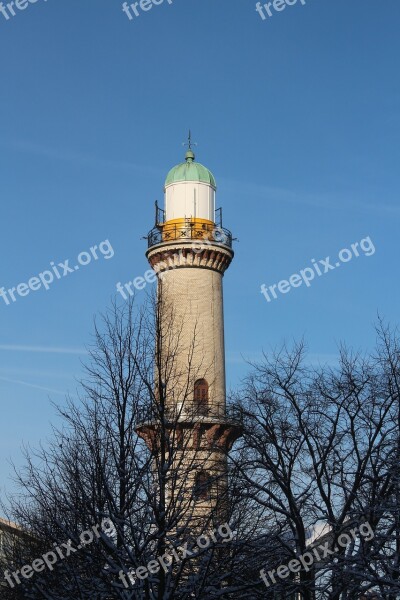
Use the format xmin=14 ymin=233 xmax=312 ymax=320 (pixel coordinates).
xmin=188 ymin=130 xmax=194 ymax=150
xmin=182 ymin=130 xmax=197 ymax=162
xmin=183 ymin=130 xmax=197 ymax=150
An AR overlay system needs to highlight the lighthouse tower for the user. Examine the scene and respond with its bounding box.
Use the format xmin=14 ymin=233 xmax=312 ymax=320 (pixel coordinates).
xmin=137 ymin=139 xmax=242 ymax=522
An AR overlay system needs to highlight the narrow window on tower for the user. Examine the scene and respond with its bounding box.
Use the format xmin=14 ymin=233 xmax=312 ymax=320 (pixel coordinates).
xmin=194 ymin=379 xmax=209 ymax=415
xmin=193 ymin=470 xmax=211 ymax=502
xmin=194 ymin=424 xmax=207 ymax=449
xmin=175 ymin=427 xmax=184 ymax=450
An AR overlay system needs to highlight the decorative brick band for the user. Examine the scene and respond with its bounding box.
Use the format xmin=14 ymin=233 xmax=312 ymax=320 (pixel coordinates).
xmin=146 ymin=243 xmax=234 ymax=275
xmin=136 ymin=421 xmax=243 ymax=453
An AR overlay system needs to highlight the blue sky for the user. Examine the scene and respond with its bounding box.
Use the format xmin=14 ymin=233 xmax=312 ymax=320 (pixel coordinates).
xmin=0 ymin=0 xmax=399 ymax=500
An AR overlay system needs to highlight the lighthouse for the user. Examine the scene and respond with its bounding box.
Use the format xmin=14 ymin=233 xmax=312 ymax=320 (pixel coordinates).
xmin=137 ymin=137 xmax=242 ymax=523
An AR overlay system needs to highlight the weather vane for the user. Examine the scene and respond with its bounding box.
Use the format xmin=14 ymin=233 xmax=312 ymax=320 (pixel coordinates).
xmin=183 ymin=130 xmax=197 ymax=151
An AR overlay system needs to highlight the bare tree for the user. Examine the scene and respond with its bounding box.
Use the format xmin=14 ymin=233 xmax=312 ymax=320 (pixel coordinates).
xmin=3 ymin=295 xmax=400 ymax=600
xmin=233 ymin=326 xmax=400 ymax=599
xmin=0 ymin=294 xmax=249 ymax=599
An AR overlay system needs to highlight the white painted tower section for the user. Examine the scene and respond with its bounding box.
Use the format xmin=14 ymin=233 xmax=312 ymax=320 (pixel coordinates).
xmin=164 ymin=181 xmax=216 ymax=222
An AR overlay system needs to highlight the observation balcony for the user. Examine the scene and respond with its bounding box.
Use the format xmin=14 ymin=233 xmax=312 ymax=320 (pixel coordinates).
xmin=135 ymin=402 xmax=243 ymax=429
xmin=146 ymin=221 xmax=233 ymax=251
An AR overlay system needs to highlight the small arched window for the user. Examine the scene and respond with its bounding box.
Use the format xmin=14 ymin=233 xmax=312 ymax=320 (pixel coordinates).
xmin=193 ymin=471 xmax=211 ymax=502
xmin=194 ymin=379 xmax=208 ymax=415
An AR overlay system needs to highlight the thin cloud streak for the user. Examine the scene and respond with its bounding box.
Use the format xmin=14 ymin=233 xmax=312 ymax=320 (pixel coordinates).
xmin=0 ymin=367 xmax=75 ymax=379
xmin=3 ymin=140 xmax=163 ymax=177
xmin=0 ymin=376 xmax=66 ymax=396
xmin=0 ymin=344 xmax=87 ymax=355
xmin=227 ymin=351 xmax=340 ymax=367
xmin=219 ymin=177 xmax=400 ymax=215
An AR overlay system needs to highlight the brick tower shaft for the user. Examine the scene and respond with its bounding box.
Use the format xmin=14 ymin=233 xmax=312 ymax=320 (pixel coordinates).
xmin=137 ymin=141 xmax=242 ymax=522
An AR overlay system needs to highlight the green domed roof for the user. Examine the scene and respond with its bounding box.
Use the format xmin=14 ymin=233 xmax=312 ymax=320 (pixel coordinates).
xmin=165 ymin=150 xmax=216 ymax=188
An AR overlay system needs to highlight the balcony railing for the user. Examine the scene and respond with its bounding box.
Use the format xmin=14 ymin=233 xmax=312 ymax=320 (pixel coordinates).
xmin=136 ymin=403 xmax=243 ymax=428
xmin=146 ymin=222 xmax=233 ymax=250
